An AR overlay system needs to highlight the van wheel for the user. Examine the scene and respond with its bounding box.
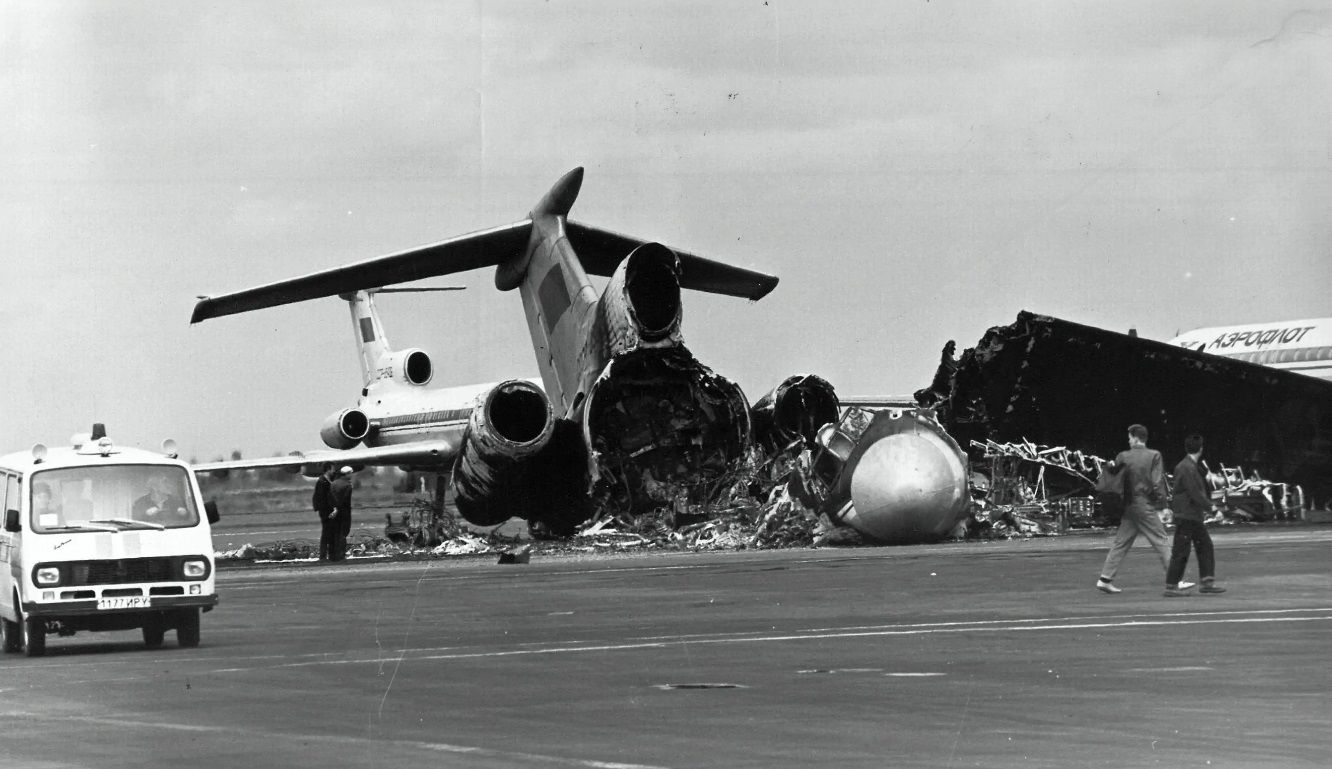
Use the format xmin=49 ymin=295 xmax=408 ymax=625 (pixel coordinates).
xmin=176 ymin=609 xmax=200 ymax=648
xmin=142 ymin=619 xmax=165 ymax=649
xmin=1 ymin=616 xmax=21 ymax=653
xmin=24 ymin=616 xmax=46 ymax=657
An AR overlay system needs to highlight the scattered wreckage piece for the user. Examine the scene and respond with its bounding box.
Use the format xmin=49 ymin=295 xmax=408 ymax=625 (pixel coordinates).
xmin=1203 ymin=463 xmax=1305 ymax=522
xmin=586 ymin=347 xmax=751 ymax=519
xmin=969 ymin=438 xmax=1112 ymax=530
xmin=497 ymin=544 xmax=532 ymax=564
xmin=924 ymin=311 xmax=1332 ymax=507
xmin=812 ymin=407 xmax=970 ymax=544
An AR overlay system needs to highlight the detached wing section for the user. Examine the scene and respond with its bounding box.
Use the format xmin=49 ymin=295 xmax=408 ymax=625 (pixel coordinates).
xmin=566 ymin=221 xmax=779 ymax=300
xmin=192 ymin=439 xmax=457 ymax=473
xmin=191 ymin=221 xmax=533 ymax=323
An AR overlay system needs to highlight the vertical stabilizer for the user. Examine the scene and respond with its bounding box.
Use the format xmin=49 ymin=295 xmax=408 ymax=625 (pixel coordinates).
xmin=344 ymin=290 xmax=392 ymax=387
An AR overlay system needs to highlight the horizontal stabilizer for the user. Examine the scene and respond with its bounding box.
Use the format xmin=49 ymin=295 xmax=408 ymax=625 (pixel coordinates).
xmin=191 ymin=221 xmax=533 ymax=323
xmin=566 ymin=221 xmax=778 ymax=300
xmin=191 ymin=439 xmax=457 ymax=473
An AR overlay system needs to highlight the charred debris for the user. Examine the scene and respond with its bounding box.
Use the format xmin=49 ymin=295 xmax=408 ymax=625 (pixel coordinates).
xmin=919 ymin=311 xmax=1332 ymax=509
xmin=217 ymin=310 xmax=1332 ymax=563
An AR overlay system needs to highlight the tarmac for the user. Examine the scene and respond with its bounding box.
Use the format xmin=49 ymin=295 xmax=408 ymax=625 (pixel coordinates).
xmin=0 ymin=525 xmax=1328 ymax=768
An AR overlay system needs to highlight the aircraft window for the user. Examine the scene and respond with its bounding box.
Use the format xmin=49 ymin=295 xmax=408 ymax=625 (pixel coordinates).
xmin=30 ymin=465 xmax=198 ymax=533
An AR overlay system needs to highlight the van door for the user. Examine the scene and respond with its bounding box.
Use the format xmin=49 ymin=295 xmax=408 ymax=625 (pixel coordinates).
xmin=0 ymin=473 xmax=18 ymax=620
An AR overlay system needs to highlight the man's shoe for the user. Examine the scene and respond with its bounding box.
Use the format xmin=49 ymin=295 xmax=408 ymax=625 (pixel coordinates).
xmin=1096 ymin=579 xmax=1121 ymax=594
xmin=1163 ymin=587 xmax=1192 ymax=597
xmin=1176 ymin=580 xmax=1196 ymax=590
xmin=1199 ymin=583 xmax=1227 ymax=594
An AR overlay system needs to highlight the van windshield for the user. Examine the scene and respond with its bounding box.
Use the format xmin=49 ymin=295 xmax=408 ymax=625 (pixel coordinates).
xmin=30 ymin=465 xmax=199 ymax=533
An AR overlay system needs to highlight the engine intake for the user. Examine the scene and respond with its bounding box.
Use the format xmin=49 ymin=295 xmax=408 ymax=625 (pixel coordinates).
xmin=320 ymin=408 xmax=370 ymax=450
xmin=375 ymin=348 xmax=433 ymax=387
xmin=452 ymin=380 xmax=591 ymax=532
xmin=750 ymin=374 xmax=840 ymax=454
xmin=598 ymin=242 xmax=683 ymax=356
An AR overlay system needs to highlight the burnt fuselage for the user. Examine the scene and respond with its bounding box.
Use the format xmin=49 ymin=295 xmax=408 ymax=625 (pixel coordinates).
xmin=929 ymin=311 xmax=1332 ymax=506
xmin=510 ymin=212 xmax=751 ymax=515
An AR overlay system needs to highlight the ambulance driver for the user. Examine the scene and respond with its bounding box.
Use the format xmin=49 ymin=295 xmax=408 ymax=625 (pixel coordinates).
xmin=133 ymin=473 xmax=188 ymax=521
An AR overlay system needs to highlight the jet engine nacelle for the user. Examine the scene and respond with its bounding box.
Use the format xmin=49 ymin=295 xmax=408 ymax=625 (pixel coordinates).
xmin=598 ymin=242 xmax=683 ymax=355
xmin=750 ymin=374 xmax=840 ymax=454
xmin=375 ymin=348 xmax=434 ymax=387
xmin=320 ymin=408 xmax=371 ymax=450
xmin=452 ymin=380 xmax=592 ymax=533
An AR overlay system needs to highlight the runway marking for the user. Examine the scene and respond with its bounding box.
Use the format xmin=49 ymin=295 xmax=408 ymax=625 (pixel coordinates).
xmin=884 ymin=672 xmax=947 ymax=677
xmin=15 ymin=607 xmax=1331 ymax=681
xmin=205 ymin=607 xmax=1332 ymax=673
xmin=3 ymin=713 xmax=676 ymax=769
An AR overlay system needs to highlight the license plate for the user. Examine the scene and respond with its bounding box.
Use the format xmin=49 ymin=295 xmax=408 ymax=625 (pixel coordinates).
xmin=97 ymin=597 xmax=151 ymax=610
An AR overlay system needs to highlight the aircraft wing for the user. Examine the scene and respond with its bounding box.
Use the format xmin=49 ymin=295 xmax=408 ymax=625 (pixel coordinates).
xmin=565 ymin=220 xmax=779 ymax=300
xmin=191 ymin=440 xmax=457 ymax=473
xmin=191 ymin=221 xmax=534 ymax=323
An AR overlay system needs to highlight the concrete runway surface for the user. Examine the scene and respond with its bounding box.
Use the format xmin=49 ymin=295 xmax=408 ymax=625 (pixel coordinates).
xmin=1 ymin=527 xmax=1329 ymax=768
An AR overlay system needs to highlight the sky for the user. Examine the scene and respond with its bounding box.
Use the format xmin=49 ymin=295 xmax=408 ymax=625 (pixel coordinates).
xmin=3 ymin=1 xmax=1330 ymax=462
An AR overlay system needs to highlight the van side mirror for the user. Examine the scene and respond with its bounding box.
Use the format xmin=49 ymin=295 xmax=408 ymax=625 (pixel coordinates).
xmin=204 ymin=500 xmax=220 ymax=524
xmin=4 ymin=509 xmax=19 ymax=533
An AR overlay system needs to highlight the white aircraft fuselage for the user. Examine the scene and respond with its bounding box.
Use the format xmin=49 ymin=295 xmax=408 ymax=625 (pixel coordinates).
xmin=1169 ymin=318 xmax=1332 ymax=381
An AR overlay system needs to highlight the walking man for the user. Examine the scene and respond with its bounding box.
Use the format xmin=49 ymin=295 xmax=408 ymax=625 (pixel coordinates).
xmin=329 ymin=465 xmax=355 ymax=562
xmin=1165 ymin=434 xmax=1227 ymax=597
xmin=1096 ymin=424 xmax=1192 ymax=594
xmin=313 ymin=463 xmax=338 ymax=561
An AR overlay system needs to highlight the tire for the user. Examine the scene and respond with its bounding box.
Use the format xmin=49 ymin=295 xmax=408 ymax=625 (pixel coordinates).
xmin=142 ymin=619 xmax=165 ymax=649
xmin=24 ymin=615 xmax=46 ymax=657
xmin=176 ymin=608 xmax=200 ymax=648
xmin=1 ymin=615 xmax=21 ymax=654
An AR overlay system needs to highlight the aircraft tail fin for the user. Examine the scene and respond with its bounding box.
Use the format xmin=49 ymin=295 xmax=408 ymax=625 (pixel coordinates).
xmin=343 ymin=287 xmax=466 ymax=387
xmin=344 ymin=290 xmax=392 ymax=385
xmin=565 ymin=221 xmax=778 ymax=300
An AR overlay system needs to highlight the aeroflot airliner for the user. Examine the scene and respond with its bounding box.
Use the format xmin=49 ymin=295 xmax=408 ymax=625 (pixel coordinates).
xmin=1168 ymin=318 xmax=1332 ymax=381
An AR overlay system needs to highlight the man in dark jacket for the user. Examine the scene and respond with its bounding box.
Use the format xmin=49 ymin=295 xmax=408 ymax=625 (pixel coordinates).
xmin=329 ymin=466 xmax=355 ymax=562
xmin=1096 ymin=424 xmax=1185 ymax=594
xmin=313 ymin=463 xmax=337 ymax=561
xmin=1165 ymin=434 xmax=1227 ymax=597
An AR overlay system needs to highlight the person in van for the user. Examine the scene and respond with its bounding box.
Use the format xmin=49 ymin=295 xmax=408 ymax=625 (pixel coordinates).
xmin=133 ymin=473 xmax=188 ymax=521
xmin=32 ymin=482 xmax=63 ymax=526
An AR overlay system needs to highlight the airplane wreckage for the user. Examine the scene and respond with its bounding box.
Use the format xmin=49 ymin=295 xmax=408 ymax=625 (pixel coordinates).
xmin=916 ymin=311 xmax=1332 ymax=513
xmin=192 ymin=168 xmax=972 ymax=545
xmin=193 ymin=171 xmax=1328 ymax=551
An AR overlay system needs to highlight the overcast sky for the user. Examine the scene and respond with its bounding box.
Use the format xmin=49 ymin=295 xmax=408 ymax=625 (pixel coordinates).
xmin=3 ymin=1 xmax=1329 ymax=462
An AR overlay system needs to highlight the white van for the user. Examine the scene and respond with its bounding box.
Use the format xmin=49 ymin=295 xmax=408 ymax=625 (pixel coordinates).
xmin=0 ymin=427 xmax=218 ymax=656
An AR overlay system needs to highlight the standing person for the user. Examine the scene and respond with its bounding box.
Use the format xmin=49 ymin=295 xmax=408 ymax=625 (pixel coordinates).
xmin=329 ymin=466 xmax=355 ymax=562
xmin=1165 ymin=435 xmax=1227 ymax=597
xmin=1095 ymin=424 xmax=1192 ymax=594
xmin=313 ymin=463 xmax=338 ymax=562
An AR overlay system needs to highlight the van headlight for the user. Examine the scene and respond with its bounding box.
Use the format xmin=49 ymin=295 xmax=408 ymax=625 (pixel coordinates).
xmin=35 ymin=567 xmax=61 ymax=587
xmin=181 ymin=559 xmax=209 ymax=579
